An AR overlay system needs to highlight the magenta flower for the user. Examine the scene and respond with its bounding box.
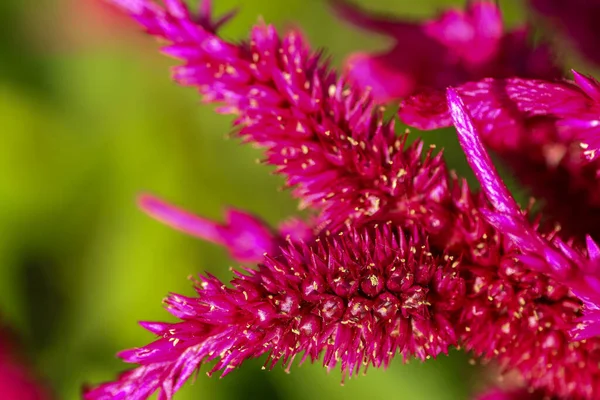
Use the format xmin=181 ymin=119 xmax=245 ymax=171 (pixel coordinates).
xmin=448 ymin=89 xmax=600 ymax=396
xmin=84 ymin=224 xmax=465 ymax=400
xmin=138 ymin=194 xmax=312 ymax=263
xmin=402 ymin=72 xmax=600 ymax=241
xmin=332 ymin=0 xmax=560 ymax=103
xmin=528 ymin=0 xmax=600 ymax=69
xmin=87 ymin=1 xmax=600 ymax=399
xmin=402 ymin=71 xmax=600 ymax=157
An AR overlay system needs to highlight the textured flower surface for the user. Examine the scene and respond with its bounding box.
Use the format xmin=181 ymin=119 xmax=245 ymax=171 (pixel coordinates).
xmin=403 ymin=73 xmax=600 ymax=241
xmin=105 ymin=0 xmax=457 ymax=234
xmin=84 ymin=224 xmax=465 ymax=400
xmin=89 ymin=1 xmax=600 ymax=399
xmin=448 ymin=89 xmax=600 ymax=398
xmin=332 ymin=0 xmax=559 ymax=103
xmin=138 ymin=194 xmax=312 ymax=263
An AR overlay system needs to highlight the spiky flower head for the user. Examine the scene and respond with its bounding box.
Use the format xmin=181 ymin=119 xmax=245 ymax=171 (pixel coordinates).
xmin=87 ymin=1 xmax=600 ymax=400
xmin=84 ymin=224 xmax=464 ymax=400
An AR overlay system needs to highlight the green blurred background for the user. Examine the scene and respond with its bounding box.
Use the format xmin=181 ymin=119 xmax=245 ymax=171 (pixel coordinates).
xmin=0 ymin=0 xmax=532 ymax=399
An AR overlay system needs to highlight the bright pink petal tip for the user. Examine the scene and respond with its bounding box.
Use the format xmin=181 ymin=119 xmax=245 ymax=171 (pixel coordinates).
xmin=587 ymin=235 xmax=600 ymax=264
xmin=138 ymin=194 xmax=279 ymax=263
xmin=137 ymin=194 xmax=223 ymax=244
xmin=446 ymin=88 xmax=520 ymax=216
xmin=572 ymin=70 xmax=600 ymax=101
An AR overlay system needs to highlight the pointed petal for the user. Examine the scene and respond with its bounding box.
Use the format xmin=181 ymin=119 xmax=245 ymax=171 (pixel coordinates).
xmin=572 ymin=70 xmax=600 ymax=101
xmin=587 ymin=235 xmax=600 ymax=262
xmin=138 ymin=194 xmax=224 ymax=244
xmin=446 ymin=88 xmax=520 ymax=216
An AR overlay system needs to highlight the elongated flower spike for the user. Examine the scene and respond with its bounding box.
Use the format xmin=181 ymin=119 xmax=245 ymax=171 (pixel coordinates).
xmin=104 ymin=0 xmax=454 ymax=236
xmin=138 ymin=194 xmax=312 ymax=263
xmin=95 ymin=1 xmax=600 ymax=399
xmin=448 ymin=88 xmax=600 ymax=340
xmin=84 ymin=224 xmax=466 ymax=400
xmin=332 ymin=0 xmax=560 ymax=104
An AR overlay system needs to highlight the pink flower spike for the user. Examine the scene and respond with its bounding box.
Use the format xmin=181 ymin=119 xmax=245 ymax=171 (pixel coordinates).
xmin=138 ymin=194 xmax=277 ymax=263
xmin=85 ymin=225 xmax=466 ymax=400
xmin=446 ymin=88 xmax=520 ymax=217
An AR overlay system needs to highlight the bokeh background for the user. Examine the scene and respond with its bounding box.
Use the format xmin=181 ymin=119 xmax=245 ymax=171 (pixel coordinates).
xmin=0 ymin=0 xmax=540 ymax=399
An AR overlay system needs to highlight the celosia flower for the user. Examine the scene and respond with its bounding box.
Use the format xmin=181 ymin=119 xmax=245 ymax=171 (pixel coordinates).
xmin=332 ymin=0 xmax=560 ymax=104
xmin=528 ymin=0 xmax=600 ymax=69
xmin=84 ymin=224 xmax=465 ymax=400
xmin=138 ymin=194 xmax=312 ymax=263
xmin=90 ymin=1 xmax=600 ymax=399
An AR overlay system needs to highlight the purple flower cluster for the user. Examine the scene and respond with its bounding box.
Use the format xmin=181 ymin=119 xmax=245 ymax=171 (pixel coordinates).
xmin=86 ymin=1 xmax=600 ymax=399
